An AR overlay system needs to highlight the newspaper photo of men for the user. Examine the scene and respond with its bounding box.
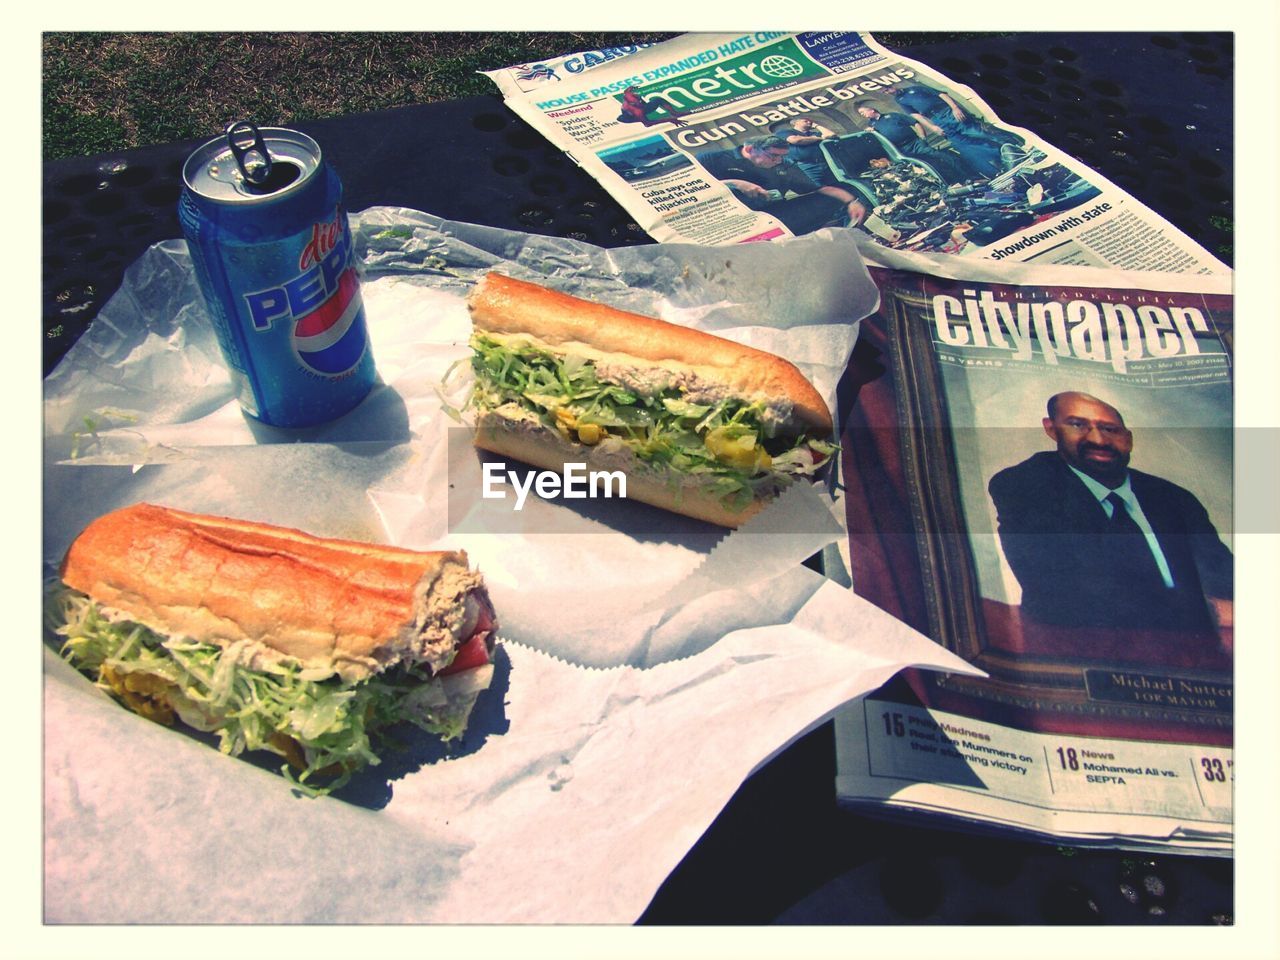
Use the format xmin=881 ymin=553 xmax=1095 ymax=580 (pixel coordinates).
xmin=674 ymin=73 xmax=1101 ymax=251
xmin=693 ymin=134 xmax=868 ymax=233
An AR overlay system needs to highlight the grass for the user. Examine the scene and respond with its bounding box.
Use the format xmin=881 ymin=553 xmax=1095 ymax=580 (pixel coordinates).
xmin=41 ymin=32 xmax=682 ymax=160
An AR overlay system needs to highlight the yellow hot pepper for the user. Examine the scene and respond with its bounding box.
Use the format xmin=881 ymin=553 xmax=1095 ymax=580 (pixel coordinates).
xmin=704 ymin=426 xmax=772 ymax=472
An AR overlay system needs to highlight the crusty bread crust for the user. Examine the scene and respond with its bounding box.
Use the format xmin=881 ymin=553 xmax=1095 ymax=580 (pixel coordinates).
xmin=468 ymin=272 xmax=833 ymax=435
xmin=60 ymin=503 xmax=479 ymax=681
xmin=474 ymin=412 xmax=767 ymax=528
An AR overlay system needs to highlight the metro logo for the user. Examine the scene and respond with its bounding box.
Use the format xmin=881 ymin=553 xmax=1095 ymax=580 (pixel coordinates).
xmin=624 ymin=37 xmax=826 ymax=114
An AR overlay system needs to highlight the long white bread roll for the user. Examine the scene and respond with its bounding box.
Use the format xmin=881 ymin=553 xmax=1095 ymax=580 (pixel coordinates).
xmin=466 ymin=273 xmax=836 ymax=527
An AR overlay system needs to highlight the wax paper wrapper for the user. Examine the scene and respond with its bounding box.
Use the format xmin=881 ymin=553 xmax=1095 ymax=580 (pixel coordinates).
xmin=42 ymin=209 xmax=978 ymax=923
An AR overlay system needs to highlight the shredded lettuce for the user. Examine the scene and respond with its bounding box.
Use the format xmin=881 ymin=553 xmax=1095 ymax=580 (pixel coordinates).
xmin=53 ymin=592 xmax=489 ymax=797
xmin=469 ymin=334 xmax=836 ymax=505
xmin=769 ymin=439 xmax=840 ymax=476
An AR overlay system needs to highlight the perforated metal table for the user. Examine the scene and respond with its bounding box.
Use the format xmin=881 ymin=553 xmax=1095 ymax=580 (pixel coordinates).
xmin=42 ymin=32 xmax=1233 ymax=923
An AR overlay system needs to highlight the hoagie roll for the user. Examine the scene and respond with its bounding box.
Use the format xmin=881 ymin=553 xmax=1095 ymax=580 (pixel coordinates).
xmin=53 ymin=503 xmax=497 ymax=793
xmin=467 ymin=273 xmax=837 ymax=527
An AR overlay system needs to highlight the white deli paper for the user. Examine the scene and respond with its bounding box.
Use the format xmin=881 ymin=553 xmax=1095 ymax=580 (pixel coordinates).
xmin=42 ymin=209 xmax=978 ymax=923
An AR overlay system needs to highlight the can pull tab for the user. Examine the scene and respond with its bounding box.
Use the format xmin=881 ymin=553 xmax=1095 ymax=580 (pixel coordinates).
xmin=226 ymin=120 xmax=274 ymax=186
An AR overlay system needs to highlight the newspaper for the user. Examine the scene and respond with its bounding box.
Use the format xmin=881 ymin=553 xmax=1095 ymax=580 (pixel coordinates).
xmin=831 ymin=247 xmax=1233 ymax=853
xmin=486 ymin=32 xmax=1228 ymax=275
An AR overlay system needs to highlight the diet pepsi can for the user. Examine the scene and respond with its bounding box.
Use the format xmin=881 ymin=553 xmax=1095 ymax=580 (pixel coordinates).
xmin=178 ymin=122 xmax=376 ymax=427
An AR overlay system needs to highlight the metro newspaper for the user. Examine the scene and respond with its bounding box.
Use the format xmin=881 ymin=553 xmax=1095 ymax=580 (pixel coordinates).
xmin=486 ymin=32 xmax=1228 ymax=274
xmin=486 ymin=33 xmax=1234 ymax=851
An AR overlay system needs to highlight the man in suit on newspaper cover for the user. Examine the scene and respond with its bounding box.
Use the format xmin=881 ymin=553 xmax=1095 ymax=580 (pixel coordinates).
xmin=988 ymin=391 xmax=1233 ymax=647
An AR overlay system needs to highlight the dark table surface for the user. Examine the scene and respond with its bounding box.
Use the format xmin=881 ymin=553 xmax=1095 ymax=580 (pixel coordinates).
xmin=42 ymin=32 xmax=1234 ymax=923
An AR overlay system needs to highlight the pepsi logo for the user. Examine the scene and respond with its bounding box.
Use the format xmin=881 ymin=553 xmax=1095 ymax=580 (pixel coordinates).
xmin=292 ymin=267 xmax=368 ymax=376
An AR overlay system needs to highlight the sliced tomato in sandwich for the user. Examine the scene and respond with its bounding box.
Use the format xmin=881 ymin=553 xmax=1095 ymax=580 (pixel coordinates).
xmin=439 ymin=604 xmax=496 ymax=676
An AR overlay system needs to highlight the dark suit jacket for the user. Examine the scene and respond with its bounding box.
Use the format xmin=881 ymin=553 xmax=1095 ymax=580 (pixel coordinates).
xmin=988 ymin=451 xmax=1232 ymax=632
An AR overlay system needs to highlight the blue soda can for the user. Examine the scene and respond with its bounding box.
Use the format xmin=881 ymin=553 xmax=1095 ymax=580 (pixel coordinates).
xmin=178 ymin=122 xmax=376 ymax=427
